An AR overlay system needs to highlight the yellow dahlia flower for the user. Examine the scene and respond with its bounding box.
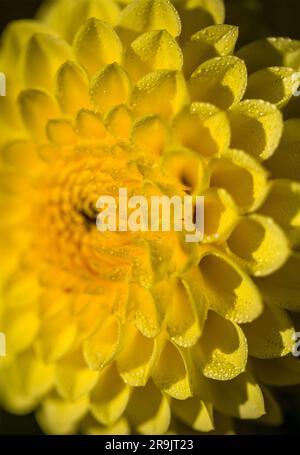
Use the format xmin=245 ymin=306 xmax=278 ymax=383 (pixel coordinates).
xmin=0 ymin=0 xmax=300 ymax=435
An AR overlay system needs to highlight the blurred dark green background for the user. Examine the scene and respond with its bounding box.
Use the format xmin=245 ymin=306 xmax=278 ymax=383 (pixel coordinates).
xmin=0 ymin=0 xmax=299 ymax=435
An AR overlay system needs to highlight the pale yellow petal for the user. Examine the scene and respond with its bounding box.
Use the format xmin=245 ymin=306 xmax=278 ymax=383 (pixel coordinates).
xmin=90 ymin=363 xmax=131 ymax=426
xmin=83 ymin=314 xmax=121 ymax=370
xmin=37 ymin=393 xmax=89 ymax=435
xmin=132 ymin=70 xmax=189 ymax=119
xmin=90 ymin=63 xmax=131 ymax=112
xmin=55 ymin=349 xmax=99 ymax=401
xmin=227 ymin=214 xmax=290 ymax=276
xmin=245 ymin=67 xmax=298 ymax=108
xmin=56 ymin=61 xmax=90 ymax=115
xmin=183 ymin=24 xmax=238 ymax=77
xmin=210 ymin=148 xmax=269 ymax=213
xmin=172 ymin=102 xmax=231 ymax=157
xmin=21 ymin=33 xmax=72 ymax=92
xmin=125 ymin=30 xmax=183 ymax=81
xmin=118 ymin=0 xmax=181 ymax=43
xmin=198 ymin=247 xmax=263 ymax=323
xmin=117 ymin=323 xmax=158 ymax=386
xmin=194 ymin=310 xmax=247 ymax=380
xmin=126 ymin=380 xmax=171 ymax=435
xmin=74 ymin=18 xmax=122 ymax=77
xmin=229 ymin=100 xmax=283 ymax=161
xmin=211 ymin=370 xmax=265 ymax=420
xmin=18 ymin=89 xmax=60 ymax=142
xmin=172 ymin=398 xmax=214 ymax=432
xmin=189 ymin=56 xmax=247 ymax=109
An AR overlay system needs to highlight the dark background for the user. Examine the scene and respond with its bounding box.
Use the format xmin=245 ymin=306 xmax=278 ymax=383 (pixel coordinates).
xmin=0 ymin=0 xmax=299 ymax=435
xmin=1 ymin=0 xmax=300 ymax=45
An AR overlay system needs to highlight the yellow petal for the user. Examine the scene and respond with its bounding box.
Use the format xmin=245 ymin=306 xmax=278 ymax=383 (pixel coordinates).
xmin=203 ymin=187 xmax=238 ymax=243
xmin=161 ymin=147 xmax=209 ymax=195
xmin=90 ymin=63 xmax=131 ymax=112
xmin=36 ymin=393 xmax=89 ymax=435
xmin=36 ymin=310 xmax=77 ymax=362
xmin=117 ymin=323 xmax=158 ymax=386
xmin=126 ymin=380 xmax=171 ymax=435
xmin=56 ymin=61 xmax=90 ymax=115
xmin=2 ymin=270 xmax=41 ymax=311
xmin=37 ymin=144 xmax=61 ymax=163
xmin=242 ymin=303 xmax=294 ymax=359
xmin=0 ymin=233 xmax=31 ymax=290
xmin=0 ymin=77 xmax=22 ymax=143
xmin=83 ymin=314 xmax=121 ymax=369
xmin=132 ymin=70 xmax=189 ymax=119
xmin=125 ymin=30 xmax=183 ymax=81
xmin=131 ymin=284 xmax=161 ymax=338
xmin=131 ymin=115 xmax=169 ymax=159
xmin=105 ymin=105 xmax=132 ymax=141
xmin=118 ymin=0 xmax=181 ymax=43
xmin=18 ymin=89 xmax=60 ymax=142
xmin=227 ymin=214 xmax=290 ymax=276
xmin=0 ymin=171 xmax=31 ymax=195
xmin=194 ymin=310 xmax=247 ymax=380
xmin=210 ymin=148 xmax=269 ymax=213
xmin=181 ymin=267 xmax=209 ymax=335
xmin=90 ymin=363 xmax=131 ymax=426
xmin=0 ymin=191 xmax=32 ymax=228
xmin=46 ymin=119 xmax=76 ymax=145
xmin=74 ymin=18 xmax=122 ymax=77
xmin=211 ymin=370 xmax=265 ymax=420
xmin=75 ymin=109 xmax=108 ymax=140
xmin=38 ymin=0 xmax=120 ymax=42
xmin=229 ymin=100 xmax=283 ymax=161
xmin=237 ymin=37 xmax=300 ymax=74
xmin=245 ymin=67 xmax=298 ymax=108
xmin=3 ymin=307 xmax=40 ymax=355
xmin=0 ymin=19 xmax=56 ymax=75
xmin=175 ymin=0 xmax=225 ymax=43
xmin=21 ymin=33 xmax=72 ymax=92
xmin=188 ymin=56 xmax=247 ymax=109
xmin=147 ymin=231 xmax=200 ymax=279
xmin=172 ymin=102 xmax=231 ymax=157
xmin=82 ymin=416 xmax=130 ymax=435
xmin=39 ymin=290 xmax=72 ymax=319
xmin=172 ymin=398 xmax=214 ymax=432
xmin=259 ymin=179 xmax=300 ymax=250
xmin=166 ymin=278 xmax=201 ymax=347
xmin=0 ymin=350 xmax=54 ymax=414
xmin=152 ymin=339 xmax=193 ymax=400
xmin=183 ymin=24 xmax=239 ymax=77
xmin=166 ymin=419 xmax=201 ymax=435
xmin=74 ymin=295 xmax=111 ymax=341
xmin=55 ymin=349 xmax=99 ymax=401
xmin=198 ymin=247 xmax=263 ymax=323
xmin=1 ymin=141 xmax=43 ymax=175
